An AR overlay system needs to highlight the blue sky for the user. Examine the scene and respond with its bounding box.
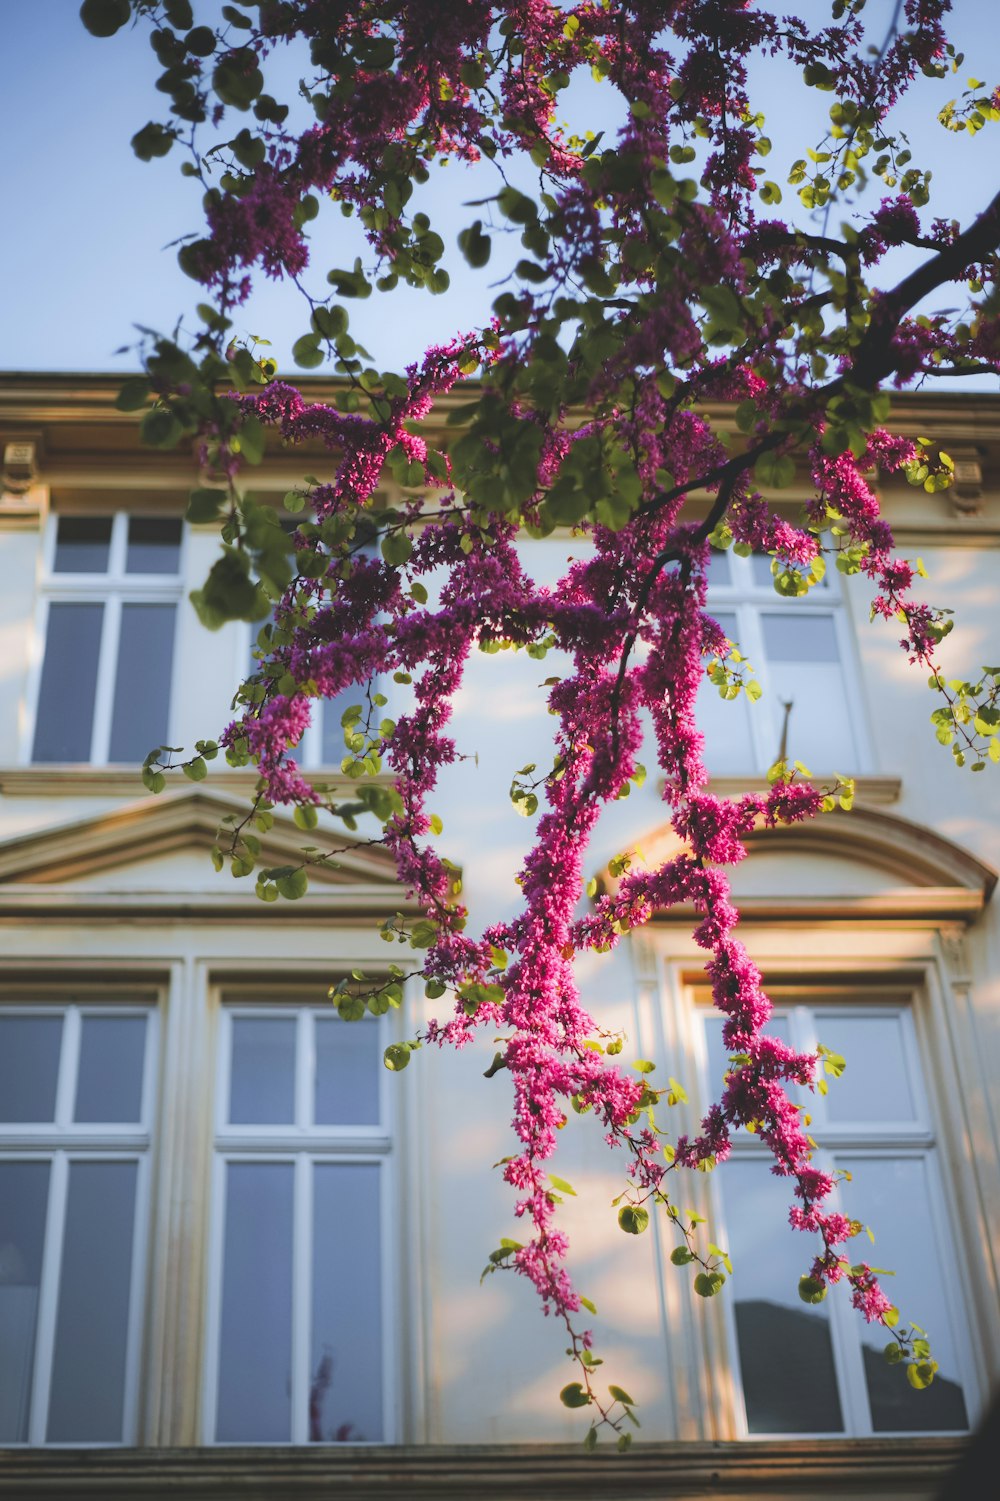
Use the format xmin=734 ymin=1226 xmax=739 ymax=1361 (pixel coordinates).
xmin=2 ymin=0 xmax=999 ymax=380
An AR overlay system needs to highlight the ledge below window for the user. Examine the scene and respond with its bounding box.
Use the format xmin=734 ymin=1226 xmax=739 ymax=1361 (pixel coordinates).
xmin=674 ymin=775 xmax=902 ymax=805
xmin=0 ymin=1436 xmax=968 ymax=1498
xmin=0 ymin=767 xmax=395 ymax=798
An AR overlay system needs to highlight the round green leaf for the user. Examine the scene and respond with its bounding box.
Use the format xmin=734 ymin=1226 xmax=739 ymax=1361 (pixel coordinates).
xmin=559 ymin=1382 xmax=591 ymax=1409
xmin=798 ymin=1275 xmax=828 ymax=1305
xmin=80 ymin=0 xmax=131 ymax=38
xmin=617 ymin=1205 xmax=650 ymax=1235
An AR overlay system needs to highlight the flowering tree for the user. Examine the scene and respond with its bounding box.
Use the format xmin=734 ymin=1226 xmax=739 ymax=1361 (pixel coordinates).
xmin=86 ymin=0 xmax=1000 ymax=1444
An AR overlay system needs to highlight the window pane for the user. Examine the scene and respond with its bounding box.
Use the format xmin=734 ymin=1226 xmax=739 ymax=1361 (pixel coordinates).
xmin=836 ymin=1156 xmax=968 ymax=1432
xmin=750 ymin=552 xmax=775 ymax=590
xmin=703 ymin=1013 xmax=793 ymax=1128
xmin=698 ymin=610 xmax=755 ymax=774
xmin=74 ymin=1015 xmax=147 ymax=1124
xmin=765 ymin=659 xmax=859 ymax=772
xmin=705 ymin=550 xmax=731 ymax=588
xmin=761 ymin=613 xmax=840 ymax=664
xmin=723 ymin=1159 xmax=844 ymax=1433
xmin=107 ymin=603 xmax=176 ymax=762
xmin=815 ymin=1014 xmax=917 ymax=1124
xmin=311 ymin=1164 xmax=382 ymax=1442
xmin=0 ymin=1161 xmax=50 ymax=1442
xmin=0 ymin=1015 xmax=63 ymax=1123
xmin=229 ymin=1017 xmax=297 ymax=1125
xmin=125 ymin=516 xmax=182 ymax=574
xmin=216 ymin=1162 xmax=294 ymax=1441
xmin=314 ymin=1017 xmax=380 ymax=1126
xmin=52 ymin=516 xmax=112 ymax=573
xmin=47 ymin=1160 xmax=138 ymax=1442
xmin=32 ymin=602 xmax=103 ymax=762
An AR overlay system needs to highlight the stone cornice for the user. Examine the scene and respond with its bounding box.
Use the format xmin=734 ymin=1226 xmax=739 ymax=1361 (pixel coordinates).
xmin=0 ymin=1437 xmax=968 ymax=1498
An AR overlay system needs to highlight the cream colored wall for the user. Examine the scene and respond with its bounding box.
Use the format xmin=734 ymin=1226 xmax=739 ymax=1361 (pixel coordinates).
xmin=0 ymin=460 xmax=997 ymax=1450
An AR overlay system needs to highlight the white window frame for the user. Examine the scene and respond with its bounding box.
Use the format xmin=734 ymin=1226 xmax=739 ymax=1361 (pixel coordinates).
xmin=693 ymin=991 xmax=979 ymax=1439
xmin=0 ymin=1000 xmax=157 ymax=1446
xmin=703 ymin=550 xmax=874 ymax=774
xmin=203 ymin=1002 xmax=396 ymax=1445
xmin=23 ymin=511 xmax=184 ymax=765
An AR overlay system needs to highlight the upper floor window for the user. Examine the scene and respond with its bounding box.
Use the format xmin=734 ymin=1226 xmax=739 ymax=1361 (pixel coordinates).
xmin=206 ymin=1004 xmax=391 ymax=1445
xmin=29 ymin=513 xmax=183 ymax=764
xmin=699 ymin=551 xmax=868 ymax=776
xmin=699 ymin=996 xmax=973 ymax=1438
xmin=0 ymin=1002 xmax=155 ymax=1444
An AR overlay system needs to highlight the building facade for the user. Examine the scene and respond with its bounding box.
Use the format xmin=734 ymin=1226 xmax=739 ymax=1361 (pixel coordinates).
xmin=0 ymin=374 xmax=997 ymax=1497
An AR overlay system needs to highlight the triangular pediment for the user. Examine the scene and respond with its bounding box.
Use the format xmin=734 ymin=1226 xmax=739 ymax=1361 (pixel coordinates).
xmin=0 ymin=787 xmax=404 ymax=892
xmin=602 ymin=805 xmax=996 ymax=924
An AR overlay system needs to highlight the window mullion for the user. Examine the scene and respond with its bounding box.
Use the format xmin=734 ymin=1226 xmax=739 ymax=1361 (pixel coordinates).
xmin=739 ymin=605 xmax=775 ymax=770
xmin=28 ymin=1150 xmax=68 ymax=1445
xmin=54 ymin=1008 xmax=80 ymax=1129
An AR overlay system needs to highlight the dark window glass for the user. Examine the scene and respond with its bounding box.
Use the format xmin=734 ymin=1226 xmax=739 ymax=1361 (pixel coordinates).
xmin=32 ymin=603 xmax=104 ymax=762
xmin=216 ymin=1162 xmax=294 ymax=1441
xmin=46 ymin=1161 xmax=138 ymax=1442
xmin=125 ymin=517 xmax=182 ymax=574
xmin=0 ymin=1015 xmax=63 ymax=1122
xmin=725 ymin=1160 xmax=844 ymax=1433
xmin=310 ymin=1164 xmax=382 ymax=1441
xmin=0 ymin=1161 xmax=51 ymax=1441
xmin=107 ymin=603 xmax=176 ymax=762
xmin=229 ymin=1017 xmax=297 ymax=1125
xmin=314 ymin=1017 xmax=380 ymax=1126
xmin=74 ymin=1015 xmax=147 ymax=1124
xmin=52 ymin=516 xmax=112 ymax=573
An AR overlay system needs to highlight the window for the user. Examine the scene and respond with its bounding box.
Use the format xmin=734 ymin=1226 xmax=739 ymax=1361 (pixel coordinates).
xmin=700 ymin=995 xmax=974 ymax=1437
xmin=0 ymin=1002 xmax=155 ymax=1444
xmin=699 ymin=551 xmax=867 ymax=775
xmin=206 ymin=1004 xmax=391 ymax=1444
xmin=30 ymin=513 xmax=182 ymax=763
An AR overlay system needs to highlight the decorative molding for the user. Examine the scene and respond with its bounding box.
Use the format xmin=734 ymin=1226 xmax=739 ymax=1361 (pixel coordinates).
xmin=600 ymin=805 xmax=997 ymax=926
xmin=0 ymin=1438 xmax=967 ymax=1498
xmin=705 ymin=775 xmax=902 ymax=805
xmin=0 ymin=786 xmax=404 ymax=891
xmin=0 ymin=766 xmax=394 ymax=799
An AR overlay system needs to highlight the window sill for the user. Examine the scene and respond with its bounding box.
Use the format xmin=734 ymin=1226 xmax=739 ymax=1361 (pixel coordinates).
xmin=0 ymin=1436 xmax=967 ymax=1496
xmin=0 ymin=767 xmax=395 ymax=798
xmin=678 ymin=775 xmax=902 ymax=805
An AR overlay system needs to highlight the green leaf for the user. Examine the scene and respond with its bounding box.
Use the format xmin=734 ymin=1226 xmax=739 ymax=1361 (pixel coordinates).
xmin=608 ymin=1385 xmax=636 ymax=1406
xmin=547 ymin=1174 xmax=577 ymax=1196
xmin=276 ymin=867 xmax=308 ymax=900
xmin=115 ymin=377 xmax=151 ymax=412
xmin=907 ymin=1359 xmax=938 ymax=1390
xmin=670 ymin=1246 xmax=695 ymax=1265
xmin=182 ymin=756 xmax=208 ymax=782
xmin=186 ymin=487 xmax=228 ymax=524
xmin=559 ymin=1382 xmax=591 ymax=1409
xmin=381 ymin=530 xmax=413 ymax=566
xmin=798 ymin=1275 xmax=828 ymax=1304
xmin=80 ymin=0 xmax=131 ymax=38
xmin=292 ymin=334 xmax=324 ymax=369
xmin=383 ymin=1042 xmax=412 ymax=1072
xmin=693 ymin=1271 xmax=726 ymax=1297
xmin=294 ymin=804 xmax=319 ymax=831
xmin=617 ymin=1205 xmax=650 ymax=1235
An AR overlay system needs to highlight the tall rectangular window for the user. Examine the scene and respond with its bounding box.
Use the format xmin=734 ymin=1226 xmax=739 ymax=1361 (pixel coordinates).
xmin=699 ymin=996 xmax=973 ymax=1437
xmin=30 ymin=513 xmax=182 ymax=764
xmin=0 ymin=1003 xmax=154 ymax=1444
xmin=698 ymin=550 xmax=866 ymax=775
xmin=207 ymin=1004 xmax=390 ymax=1444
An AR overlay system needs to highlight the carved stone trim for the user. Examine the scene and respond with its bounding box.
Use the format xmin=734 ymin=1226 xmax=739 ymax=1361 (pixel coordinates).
xmin=0 ymin=1437 xmax=968 ymax=1498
